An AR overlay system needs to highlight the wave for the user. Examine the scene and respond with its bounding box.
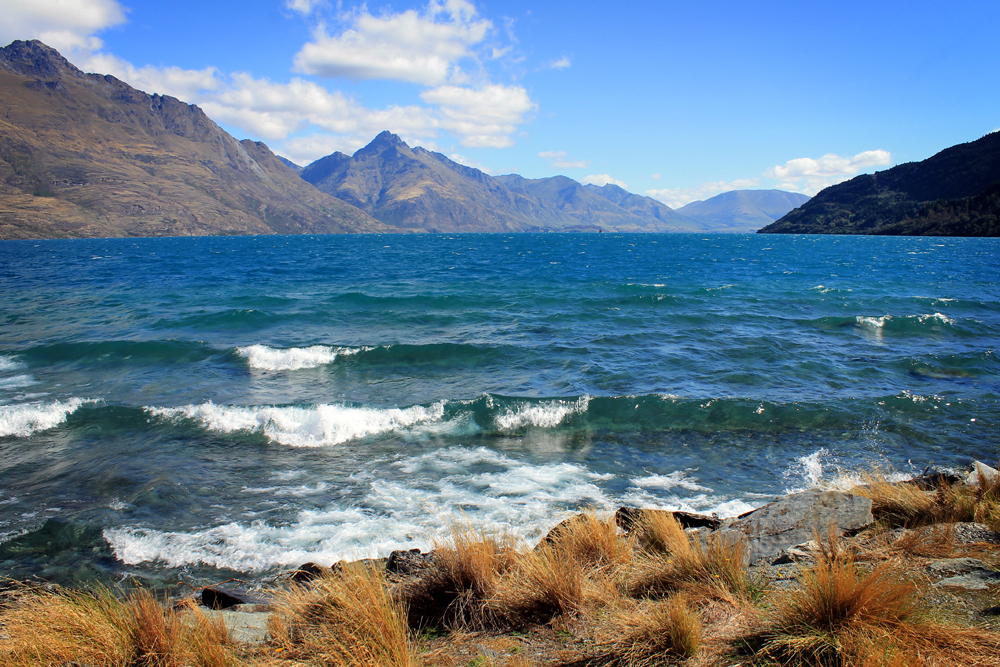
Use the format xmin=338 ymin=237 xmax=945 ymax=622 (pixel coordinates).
xmin=0 ymin=355 xmax=24 ymax=371
xmin=20 ymin=340 xmax=221 ymax=366
xmin=0 ymin=398 xmax=94 ymax=438
xmin=807 ymin=313 xmax=961 ymax=335
xmin=0 ymin=374 xmax=37 ymax=390
xmin=236 ymin=344 xmax=366 ymax=371
xmin=146 ymin=400 xmax=452 ymax=447
xmin=493 ymin=395 xmax=590 ymax=430
xmin=103 ymin=445 xmax=755 ymax=571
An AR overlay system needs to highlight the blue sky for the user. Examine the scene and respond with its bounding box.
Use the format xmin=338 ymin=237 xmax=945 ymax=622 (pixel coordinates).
xmin=2 ymin=0 xmax=998 ymax=207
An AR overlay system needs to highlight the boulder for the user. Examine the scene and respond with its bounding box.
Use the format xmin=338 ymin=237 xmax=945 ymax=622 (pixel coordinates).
xmin=721 ymin=489 xmax=873 ymax=563
xmin=199 ymin=587 xmax=270 ymax=610
xmin=386 ymin=548 xmax=434 ymax=575
xmin=289 ymin=561 xmax=328 ymax=584
xmin=901 ymin=468 xmax=961 ymax=490
xmin=965 ymin=461 xmax=1000 ymax=488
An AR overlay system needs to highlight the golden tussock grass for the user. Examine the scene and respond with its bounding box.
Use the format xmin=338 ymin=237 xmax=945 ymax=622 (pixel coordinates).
xmin=630 ymin=519 xmax=758 ymax=604
xmin=542 ymin=510 xmax=635 ymax=572
xmin=852 ymin=466 xmax=1000 ymax=532
xmin=400 ymin=525 xmax=519 ymax=629
xmin=268 ymin=563 xmax=411 ymax=667
xmin=0 ymin=584 xmax=236 ymax=667
xmin=759 ymin=536 xmax=1000 ymax=667
xmin=614 ymin=593 xmax=703 ymax=665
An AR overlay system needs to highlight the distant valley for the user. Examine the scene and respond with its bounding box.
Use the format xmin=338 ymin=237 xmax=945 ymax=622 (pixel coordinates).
xmin=0 ymin=39 xmax=809 ymax=240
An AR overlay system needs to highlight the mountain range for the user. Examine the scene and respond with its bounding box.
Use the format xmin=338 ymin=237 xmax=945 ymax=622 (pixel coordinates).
xmin=0 ymin=40 xmax=810 ymax=240
xmin=759 ymin=131 xmax=1000 ymax=236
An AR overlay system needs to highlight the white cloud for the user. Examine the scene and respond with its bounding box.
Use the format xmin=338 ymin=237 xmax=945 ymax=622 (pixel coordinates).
xmin=538 ymin=150 xmax=588 ymax=169
xmin=421 ymin=84 xmax=535 ymax=147
xmin=293 ymin=0 xmax=491 ymax=85
xmin=646 ymin=178 xmax=761 ymax=209
xmin=766 ymin=149 xmax=892 ymax=194
xmin=650 ymin=173 xmax=661 ymax=180
xmin=285 ymin=0 xmax=322 ymax=15
xmin=583 ymin=174 xmax=628 ymax=189
xmin=0 ymin=0 xmax=126 ymax=52
xmin=448 ymin=153 xmax=495 ymax=174
xmin=81 ymin=52 xmax=220 ymax=101
xmin=549 ymin=55 xmax=571 ymax=69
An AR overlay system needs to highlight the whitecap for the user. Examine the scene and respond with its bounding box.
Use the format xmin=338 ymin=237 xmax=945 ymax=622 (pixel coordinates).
xmin=494 ymin=396 xmax=590 ymax=430
xmin=146 ymin=400 xmax=449 ymax=447
xmin=631 ymin=471 xmax=712 ymax=493
xmin=855 ymin=315 xmax=887 ymax=329
xmin=0 ymin=374 xmax=36 ymax=390
xmin=236 ymin=344 xmax=367 ymax=371
xmin=0 ymin=355 xmax=24 ymax=371
xmin=0 ymin=398 xmax=93 ymax=438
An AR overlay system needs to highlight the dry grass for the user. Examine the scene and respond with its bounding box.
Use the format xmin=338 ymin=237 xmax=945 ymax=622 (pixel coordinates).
xmin=852 ymin=466 xmax=1000 ymax=532
xmin=268 ymin=563 xmax=411 ymax=667
xmin=543 ymin=510 xmax=635 ymax=572
xmin=503 ymin=542 xmax=589 ymax=621
xmin=615 ymin=594 xmax=703 ymax=665
xmin=632 ymin=509 xmax=689 ymax=555
xmin=400 ymin=526 xmax=519 ymax=629
xmin=758 ymin=536 xmax=1000 ymax=666
xmin=0 ymin=584 xmax=236 ymax=667
xmin=630 ymin=525 xmax=759 ymax=604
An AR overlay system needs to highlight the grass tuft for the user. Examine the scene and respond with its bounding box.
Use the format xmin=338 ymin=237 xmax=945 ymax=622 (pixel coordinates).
xmin=269 ymin=563 xmax=412 ymax=667
xmin=616 ymin=593 xmax=703 ymax=665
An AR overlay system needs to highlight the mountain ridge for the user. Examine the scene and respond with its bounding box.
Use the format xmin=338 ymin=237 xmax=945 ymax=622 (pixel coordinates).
xmin=0 ymin=40 xmax=387 ymax=239
xmin=759 ymin=132 xmax=1000 ymax=236
xmin=679 ymin=190 xmax=811 ymax=231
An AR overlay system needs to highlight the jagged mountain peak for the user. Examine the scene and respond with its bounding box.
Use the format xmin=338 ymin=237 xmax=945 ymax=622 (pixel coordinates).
xmin=0 ymin=39 xmax=84 ymax=80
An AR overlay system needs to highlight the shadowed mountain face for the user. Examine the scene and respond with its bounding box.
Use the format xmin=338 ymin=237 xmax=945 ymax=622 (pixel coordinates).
xmin=678 ymin=190 xmax=811 ymax=232
xmin=302 ymin=132 xmax=703 ymax=233
xmin=759 ymin=132 xmax=1000 ymax=236
xmin=0 ymin=40 xmax=386 ymax=239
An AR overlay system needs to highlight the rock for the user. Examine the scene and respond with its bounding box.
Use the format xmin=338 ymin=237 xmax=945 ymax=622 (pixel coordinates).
xmin=289 ymin=561 xmax=328 ymax=584
xmin=772 ymin=540 xmax=820 ymax=565
xmin=951 ymin=522 xmax=1000 ymax=545
xmin=199 ymin=587 xmax=270 ymax=610
xmin=902 ymin=468 xmax=961 ymax=490
xmin=965 ymin=461 xmax=1000 ymax=488
xmin=197 ymin=608 xmax=270 ymax=644
xmin=927 ymin=558 xmax=991 ymax=575
xmin=721 ymin=489 xmax=873 ymax=563
xmin=386 ymin=548 xmax=434 ymax=575
xmin=615 ymin=507 xmax=722 ymax=532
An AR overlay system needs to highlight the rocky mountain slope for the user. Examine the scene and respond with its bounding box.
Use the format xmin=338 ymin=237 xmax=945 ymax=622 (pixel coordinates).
xmin=678 ymin=189 xmax=810 ymax=231
xmin=759 ymin=132 xmax=1000 ymax=236
xmin=0 ymin=40 xmax=386 ymax=239
xmin=301 ymin=132 xmax=703 ymax=233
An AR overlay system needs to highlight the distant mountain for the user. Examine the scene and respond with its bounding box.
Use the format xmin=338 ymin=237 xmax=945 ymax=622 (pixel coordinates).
xmin=759 ymin=132 xmax=1000 ymax=236
xmin=302 ymin=132 xmax=701 ymax=233
xmin=678 ymin=190 xmax=811 ymax=232
xmin=277 ymin=156 xmax=303 ymax=174
xmin=0 ymin=40 xmax=386 ymax=239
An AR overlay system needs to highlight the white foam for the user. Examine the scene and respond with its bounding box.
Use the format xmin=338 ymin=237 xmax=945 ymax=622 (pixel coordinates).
xmin=146 ymin=400 xmax=449 ymax=447
xmin=236 ymin=344 xmax=367 ymax=371
xmin=631 ymin=471 xmax=712 ymax=492
xmin=494 ymin=396 xmax=590 ymax=430
xmin=0 ymin=398 xmax=92 ymax=438
xmin=0 ymin=356 xmax=24 ymax=371
xmin=0 ymin=374 xmax=36 ymax=390
xmin=856 ymin=315 xmax=886 ymax=329
xmin=104 ymin=446 xmax=620 ymax=571
xmin=782 ymin=448 xmax=830 ymax=493
xmin=917 ymin=312 xmax=955 ymax=325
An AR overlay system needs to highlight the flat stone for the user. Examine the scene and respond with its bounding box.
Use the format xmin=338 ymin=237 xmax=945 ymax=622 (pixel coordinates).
xmin=721 ymin=489 xmax=873 ymax=563
xmin=935 ymin=571 xmax=1000 ymax=591
xmin=927 ymin=558 xmax=990 ymax=575
xmin=199 ymin=608 xmax=270 ymax=644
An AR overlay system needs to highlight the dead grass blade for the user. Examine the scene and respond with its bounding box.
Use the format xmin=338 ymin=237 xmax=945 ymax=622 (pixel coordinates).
xmin=614 ymin=593 xmax=703 ymax=665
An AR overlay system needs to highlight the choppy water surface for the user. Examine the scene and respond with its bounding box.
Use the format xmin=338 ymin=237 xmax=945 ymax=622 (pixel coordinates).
xmin=0 ymin=233 xmax=997 ymax=585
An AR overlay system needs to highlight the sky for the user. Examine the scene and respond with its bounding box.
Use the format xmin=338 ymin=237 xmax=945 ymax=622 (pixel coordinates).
xmin=2 ymin=0 xmax=999 ymax=208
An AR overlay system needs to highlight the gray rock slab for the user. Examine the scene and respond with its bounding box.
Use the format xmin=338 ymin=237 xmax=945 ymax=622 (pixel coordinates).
xmin=934 ymin=571 xmax=1000 ymax=591
xmin=722 ymin=489 xmax=873 ymax=563
xmin=965 ymin=461 xmax=1000 ymax=488
xmin=200 ymin=608 xmax=271 ymax=644
xmin=927 ymin=558 xmax=990 ymax=575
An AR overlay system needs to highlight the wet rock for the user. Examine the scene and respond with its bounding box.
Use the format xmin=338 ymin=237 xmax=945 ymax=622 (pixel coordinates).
xmin=386 ymin=548 xmax=434 ymax=575
xmin=615 ymin=506 xmax=721 ymax=532
xmin=199 ymin=587 xmax=270 ymax=610
xmin=289 ymin=561 xmax=327 ymax=583
xmin=721 ymin=489 xmax=873 ymax=563
xmin=902 ymin=468 xmax=961 ymax=490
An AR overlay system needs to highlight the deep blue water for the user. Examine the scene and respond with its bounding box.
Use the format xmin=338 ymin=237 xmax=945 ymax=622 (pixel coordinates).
xmin=0 ymin=233 xmax=997 ymax=585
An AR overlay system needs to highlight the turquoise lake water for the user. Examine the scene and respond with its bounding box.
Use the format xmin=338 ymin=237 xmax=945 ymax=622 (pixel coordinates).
xmin=0 ymin=233 xmax=997 ymax=585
